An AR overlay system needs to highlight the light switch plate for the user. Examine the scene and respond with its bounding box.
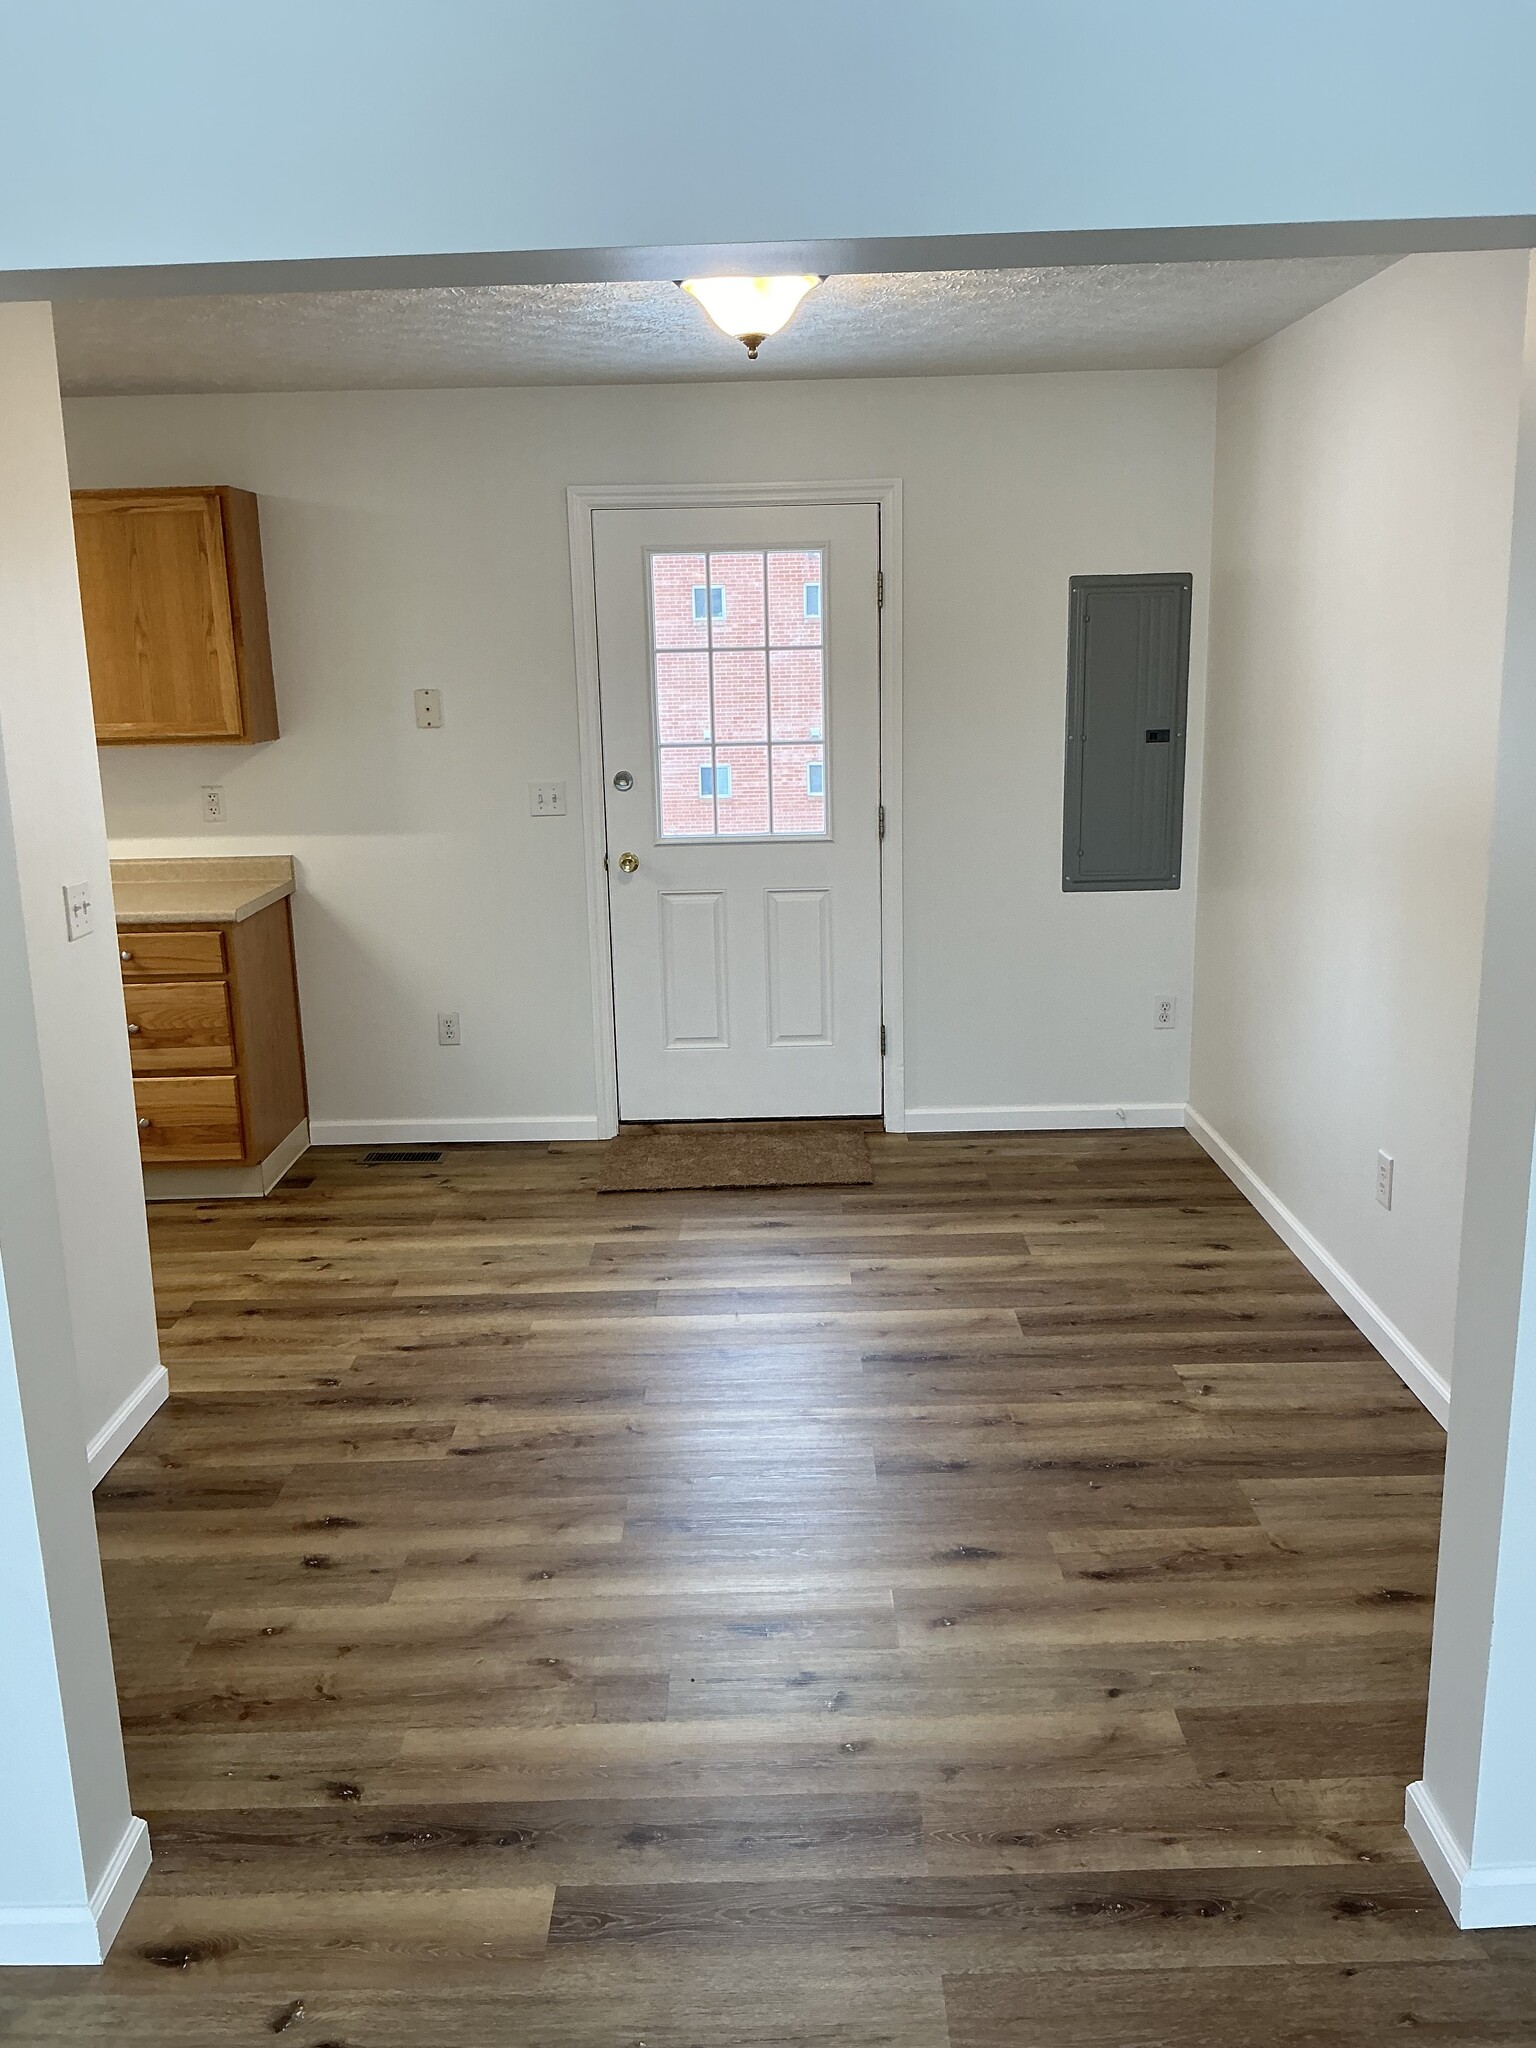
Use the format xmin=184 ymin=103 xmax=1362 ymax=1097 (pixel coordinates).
xmin=63 ymin=881 xmax=93 ymax=941
xmin=529 ymin=781 xmax=567 ymax=816
xmin=414 ymin=688 xmax=444 ymax=729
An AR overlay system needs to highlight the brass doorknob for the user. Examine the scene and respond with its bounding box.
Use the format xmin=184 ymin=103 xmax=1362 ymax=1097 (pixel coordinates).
xmin=617 ymin=852 xmax=640 ymax=874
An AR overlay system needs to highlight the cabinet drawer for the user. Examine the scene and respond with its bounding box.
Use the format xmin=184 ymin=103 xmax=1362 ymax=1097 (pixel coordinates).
xmin=125 ymin=980 xmax=234 ymax=1073
xmin=134 ymin=1077 xmax=244 ymax=1161
xmin=118 ymin=927 xmax=227 ymax=979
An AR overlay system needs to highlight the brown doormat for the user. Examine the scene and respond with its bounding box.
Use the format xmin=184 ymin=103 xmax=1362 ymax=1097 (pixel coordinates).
xmin=595 ymin=1120 xmax=874 ymax=1193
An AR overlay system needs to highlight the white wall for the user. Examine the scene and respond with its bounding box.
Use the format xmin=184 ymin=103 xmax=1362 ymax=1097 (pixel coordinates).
xmin=1190 ymin=252 xmax=1532 ymax=1410
xmin=67 ymin=371 xmax=1215 ymax=1137
xmin=0 ymin=310 xmax=162 ymax=1470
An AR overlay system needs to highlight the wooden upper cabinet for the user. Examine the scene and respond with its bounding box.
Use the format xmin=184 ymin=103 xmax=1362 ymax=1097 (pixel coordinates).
xmin=71 ymin=486 xmax=280 ymax=744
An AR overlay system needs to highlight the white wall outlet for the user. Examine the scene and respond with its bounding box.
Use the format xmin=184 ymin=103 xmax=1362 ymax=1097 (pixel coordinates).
xmin=529 ymin=781 xmax=567 ymax=817
xmin=1154 ymin=996 xmax=1177 ymax=1030
xmin=201 ymin=784 xmax=224 ymax=822
xmin=414 ymin=688 xmax=444 ymax=729
xmin=437 ymin=1011 xmax=461 ymax=1047
xmin=1376 ymin=1150 xmax=1395 ymax=1210
xmin=63 ymin=881 xmax=93 ymax=942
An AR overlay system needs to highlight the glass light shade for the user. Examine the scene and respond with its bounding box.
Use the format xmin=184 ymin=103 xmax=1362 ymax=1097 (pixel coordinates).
xmin=680 ymin=276 xmax=821 ymax=357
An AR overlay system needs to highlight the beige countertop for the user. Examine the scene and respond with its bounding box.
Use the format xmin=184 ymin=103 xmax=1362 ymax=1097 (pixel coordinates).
xmin=110 ymin=856 xmax=295 ymax=927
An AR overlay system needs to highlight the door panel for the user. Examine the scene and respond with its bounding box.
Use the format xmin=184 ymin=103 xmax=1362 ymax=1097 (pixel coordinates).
xmin=594 ymin=503 xmax=882 ymax=1121
xmin=766 ymin=890 xmax=832 ymax=1046
xmin=660 ymin=892 xmax=729 ymax=1048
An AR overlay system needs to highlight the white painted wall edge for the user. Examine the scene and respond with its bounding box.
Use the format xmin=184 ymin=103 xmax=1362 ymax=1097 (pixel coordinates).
xmin=309 ymin=1117 xmax=605 ymax=1146
xmin=904 ymin=1103 xmax=1187 ymax=1133
xmin=0 ymin=1815 xmax=149 ymax=1965
xmin=1407 ymin=1781 xmax=1536 ymax=1929
xmin=1185 ymin=1106 xmax=1451 ymax=1429
xmin=85 ymin=1365 xmax=167 ymax=1487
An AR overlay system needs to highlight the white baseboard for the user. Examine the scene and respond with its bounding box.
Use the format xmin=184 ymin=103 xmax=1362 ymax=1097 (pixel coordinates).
xmin=87 ymin=1365 xmax=169 ymax=1486
xmin=89 ymin=1814 xmax=151 ymax=1958
xmin=1185 ymin=1106 xmax=1451 ymax=1429
xmin=903 ymin=1102 xmax=1187 ymax=1133
xmin=309 ymin=1115 xmax=606 ymax=1146
xmin=1407 ymin=1781 xmax=1536 ymax=1928
xmin=144 ymin=1117 xmax=310 ymax=1201
xmin=0 ymin=1815 xmax=149 ymax=1965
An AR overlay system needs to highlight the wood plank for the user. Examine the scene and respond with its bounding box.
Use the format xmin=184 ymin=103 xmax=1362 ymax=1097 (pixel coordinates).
xmin=138 ymin=1794 xmax=929 ymax=1888
xmin=543 ymin=1864 xmax=1467 ymax=1966
xmin=942 ymin=1958 xmax=1531 ymax=2048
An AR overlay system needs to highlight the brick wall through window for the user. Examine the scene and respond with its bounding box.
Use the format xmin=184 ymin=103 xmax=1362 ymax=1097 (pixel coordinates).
xmin=650 ymin=549 xmax=826 ymax=836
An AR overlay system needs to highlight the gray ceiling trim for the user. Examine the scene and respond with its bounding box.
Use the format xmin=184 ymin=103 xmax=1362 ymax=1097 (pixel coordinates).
xmin=6 ymin=216 xmax=1534 ymax=304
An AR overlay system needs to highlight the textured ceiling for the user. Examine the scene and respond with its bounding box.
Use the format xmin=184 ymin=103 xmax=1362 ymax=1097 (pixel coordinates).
xmin=53 ymin=258 xmax=1395 ymax=397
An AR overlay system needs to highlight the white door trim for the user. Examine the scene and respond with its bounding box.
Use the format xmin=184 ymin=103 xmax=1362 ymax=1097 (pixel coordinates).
xmin=568 ymin=479 xmax=904 ymax=1138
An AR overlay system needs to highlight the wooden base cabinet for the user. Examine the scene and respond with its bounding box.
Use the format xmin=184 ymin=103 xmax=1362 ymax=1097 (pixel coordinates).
xmin=121 ymin=901 xmax=307 ymax=1168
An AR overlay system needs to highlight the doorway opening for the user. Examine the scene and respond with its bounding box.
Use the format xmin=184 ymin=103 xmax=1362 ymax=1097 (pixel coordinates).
xmin=568 ymin=483 xmax=905 ymax=1135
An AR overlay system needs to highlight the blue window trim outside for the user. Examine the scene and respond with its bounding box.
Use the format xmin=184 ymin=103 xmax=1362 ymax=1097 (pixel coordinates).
xmin=804 ymin=582 xmax=821 ymax=619
xmin=692 ymin=584 xmax=726 ymax=622
xmin=806 ymin=759 xmax=824 ymax=796
xmin=699 ymin=761 xmax=733 ymax=799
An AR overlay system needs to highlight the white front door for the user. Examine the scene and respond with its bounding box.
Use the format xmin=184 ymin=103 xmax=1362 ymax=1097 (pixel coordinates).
xmin=593 ymin=503 xmax=884 ymax=1122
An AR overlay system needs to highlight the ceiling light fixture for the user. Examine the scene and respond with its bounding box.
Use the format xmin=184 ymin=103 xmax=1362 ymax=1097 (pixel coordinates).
xmin=679 ymin=275 xmax=823 ymax=359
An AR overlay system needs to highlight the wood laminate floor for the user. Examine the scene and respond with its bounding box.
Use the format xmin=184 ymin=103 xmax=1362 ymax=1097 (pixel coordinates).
xmin=5 ymin=1130 xmax=1530 ymax=2046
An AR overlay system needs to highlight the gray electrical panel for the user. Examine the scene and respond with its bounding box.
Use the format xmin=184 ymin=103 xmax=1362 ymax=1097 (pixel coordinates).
xmin=1062 ymin=573 xmax=1192 ymax=891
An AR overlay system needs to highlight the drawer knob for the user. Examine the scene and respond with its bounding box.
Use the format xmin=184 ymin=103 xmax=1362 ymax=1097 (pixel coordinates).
xmin=120 ymin=949 xmax=134 ymax=962
xmin=126 ymin=1022 xmax=142 ymax=1035
xmin=137 ymin=1116 xmax=152 ymax=1129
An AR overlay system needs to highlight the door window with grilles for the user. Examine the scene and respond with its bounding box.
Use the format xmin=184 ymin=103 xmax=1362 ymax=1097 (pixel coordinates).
xmin=649 ymin=549 xmax=827 ymax=838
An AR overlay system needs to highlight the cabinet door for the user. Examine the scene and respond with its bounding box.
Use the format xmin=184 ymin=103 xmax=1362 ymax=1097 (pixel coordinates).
xmin=133 ymin=1076 xmax=245 ymax=1161
xmin=73 ymin=491 xmax=246 ymax=741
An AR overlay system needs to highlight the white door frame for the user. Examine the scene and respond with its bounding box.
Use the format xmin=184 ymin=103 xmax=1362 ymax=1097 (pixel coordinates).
xmin=567 ymin=479 xmax=905 ymax=1139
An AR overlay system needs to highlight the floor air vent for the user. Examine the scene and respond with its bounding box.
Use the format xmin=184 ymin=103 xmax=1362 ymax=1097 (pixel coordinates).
xmin=362 ymin=1148 xmax=445 ymax=1165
